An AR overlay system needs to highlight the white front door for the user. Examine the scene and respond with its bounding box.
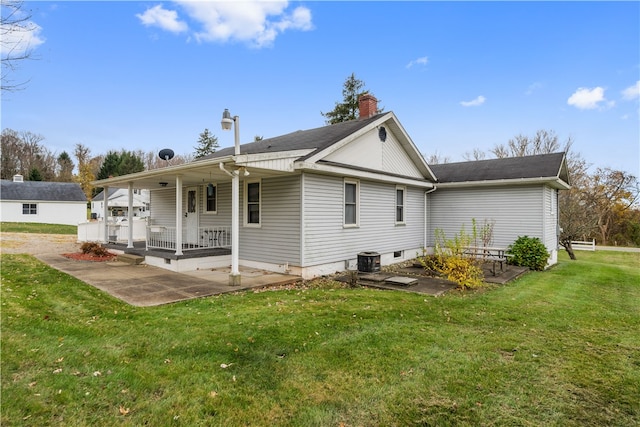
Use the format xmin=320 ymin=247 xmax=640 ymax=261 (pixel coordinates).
xmin=185 ymin=187 xmax=199 ymax=245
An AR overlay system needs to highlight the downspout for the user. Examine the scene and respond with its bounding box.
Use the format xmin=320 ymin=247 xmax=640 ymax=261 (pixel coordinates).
xmin=424 ymin=187 xmax=437 ymax=250
xmin=219 ymin=162 xmax=234 ymax=177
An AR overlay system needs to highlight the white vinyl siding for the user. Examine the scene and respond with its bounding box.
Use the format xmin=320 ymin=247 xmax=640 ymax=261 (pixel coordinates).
xmin=239 ymin=176 xmax=301 ymax=264
xmin=0 ymin=200 xmax=86 ymax=225
xmin=427 ymin=185 xmax=547 ymax=250
xmin=149 ymin=188 xmax=177 ymax=226
xmin=322 ymin=127 xmax=424 ymax=178
xmin=543 ymin=186 xmax=559 ymax=251
xmin=303 ymin=173 xmax=424 ymax=266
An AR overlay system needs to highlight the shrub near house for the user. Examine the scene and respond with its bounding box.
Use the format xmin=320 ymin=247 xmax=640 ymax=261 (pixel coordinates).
xmin=507 ymin=236 xmax=550 ymax=271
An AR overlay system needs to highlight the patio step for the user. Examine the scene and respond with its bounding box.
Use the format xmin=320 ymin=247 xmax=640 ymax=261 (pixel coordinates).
xmin=117 ymin=253 xmax=145 ymax=265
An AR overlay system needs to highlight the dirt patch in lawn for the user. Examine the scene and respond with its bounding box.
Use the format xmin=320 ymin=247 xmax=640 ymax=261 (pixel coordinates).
xmin=1 ymin=232 xmax=81 ymax=255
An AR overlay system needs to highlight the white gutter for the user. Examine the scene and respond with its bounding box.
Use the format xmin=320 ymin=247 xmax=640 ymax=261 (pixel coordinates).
xmin=434 ymin=176 xmax=570 ymax=190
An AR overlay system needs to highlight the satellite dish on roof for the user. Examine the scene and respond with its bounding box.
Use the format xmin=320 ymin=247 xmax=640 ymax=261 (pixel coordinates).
xmin=158 ymin=148 xmax=175 ymax=161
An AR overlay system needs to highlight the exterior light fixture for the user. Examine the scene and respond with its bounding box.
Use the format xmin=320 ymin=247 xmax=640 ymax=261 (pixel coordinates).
xmin=221 ymin=109 xmax=233 ymax=131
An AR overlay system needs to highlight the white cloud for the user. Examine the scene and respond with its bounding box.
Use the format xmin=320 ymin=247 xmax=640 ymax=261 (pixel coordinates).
xmin=525 ymin=82 xmax=543 ymax=95
xmin=622 ymin=81 xmax=640 ymax=100
xmin=567 ymin=87 xmax=612 ymax=110
xmin=460 ymin=96 xmax=486 ymax=107
xmin=136 ymin=5 xmax=188 ymax=34
xmin=174 ymin=1 xmax=313 ymax=48
xmin=0 ymin=16 xmax=45 ymax=56
xmin=406 ymin=56 xmax=428 ymax=69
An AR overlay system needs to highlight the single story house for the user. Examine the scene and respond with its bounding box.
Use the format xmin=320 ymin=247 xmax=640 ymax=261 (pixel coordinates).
xmin=0 ymin=174 xmax=88 ymax=226
xmin=92 ymin=95 xmax=569 ymax=282
xmin=91 ymin=188 xmax=150 ymax=220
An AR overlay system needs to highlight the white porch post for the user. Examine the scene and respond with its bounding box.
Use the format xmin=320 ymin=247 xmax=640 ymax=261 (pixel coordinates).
xmin=102 ymin=186 xmax=109 ymax=243
xmin=127 ymin=182 xmax=134 ymax=248
xmin=175 ymin=175 xmax=183 ymax=256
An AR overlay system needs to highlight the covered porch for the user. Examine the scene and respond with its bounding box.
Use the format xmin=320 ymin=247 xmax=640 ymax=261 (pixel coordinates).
xmin=91 ymin=152 xmax=297 ymax=282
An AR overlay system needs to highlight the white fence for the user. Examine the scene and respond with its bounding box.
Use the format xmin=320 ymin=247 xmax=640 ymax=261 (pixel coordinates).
xmin=571 ymin=240 xmax=596 ymax=251
xmin=77 ymin=220 xmax=147 ymax=243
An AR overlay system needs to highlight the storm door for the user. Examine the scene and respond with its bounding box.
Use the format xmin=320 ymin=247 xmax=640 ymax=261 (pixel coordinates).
xmin=185 ymin=187 xmax=199 ymax=246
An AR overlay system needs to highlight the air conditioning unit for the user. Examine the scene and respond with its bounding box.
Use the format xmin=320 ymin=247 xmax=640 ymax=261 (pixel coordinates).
xmin=357 ymin=251 xmax=380 ymax=273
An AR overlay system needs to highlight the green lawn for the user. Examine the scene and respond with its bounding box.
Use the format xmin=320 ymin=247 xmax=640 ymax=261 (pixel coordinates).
xmin=1 ymin=250 xmax=638 ymax=426
xmin=1 ymin=222 xmax=77 ymax=235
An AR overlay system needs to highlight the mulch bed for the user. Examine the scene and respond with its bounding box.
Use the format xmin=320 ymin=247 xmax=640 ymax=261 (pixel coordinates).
xmin=62 ymin=252 xmax=117 ymax=262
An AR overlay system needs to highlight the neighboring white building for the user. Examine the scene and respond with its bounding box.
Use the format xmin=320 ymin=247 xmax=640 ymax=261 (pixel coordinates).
xmin=0 ymin=175 xmax=88 ymax=226
xmin=91 ymin=188 xmax=150 ymax=220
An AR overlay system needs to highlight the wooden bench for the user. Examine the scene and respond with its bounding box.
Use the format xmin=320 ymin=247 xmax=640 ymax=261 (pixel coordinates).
xmin=462 ymin=246 xmax=510 ymax=276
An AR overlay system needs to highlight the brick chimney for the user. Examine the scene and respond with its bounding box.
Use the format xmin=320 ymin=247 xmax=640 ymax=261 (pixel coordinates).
xmin=358 ymin=94 xmax=377 ymax=120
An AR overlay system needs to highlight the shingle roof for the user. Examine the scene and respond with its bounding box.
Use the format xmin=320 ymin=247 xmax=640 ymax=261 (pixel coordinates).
xmin=0 ymin=180 xmax=87 ymax=202
xmin=196 ymin=114 xmax=384 ymax=161
xmin=92 ymin=187 xmax=119 ymax=201
xmin=429 ymin=152 xmax=568 ymax=184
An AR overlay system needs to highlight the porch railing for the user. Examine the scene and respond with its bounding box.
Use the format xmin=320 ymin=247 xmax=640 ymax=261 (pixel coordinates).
xmin=146 ymin=226 xmax=231 ymax=251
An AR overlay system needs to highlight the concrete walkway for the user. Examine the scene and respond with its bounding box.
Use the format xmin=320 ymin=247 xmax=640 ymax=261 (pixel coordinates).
xmin=36 ymin=253 xmax=301 ymax=307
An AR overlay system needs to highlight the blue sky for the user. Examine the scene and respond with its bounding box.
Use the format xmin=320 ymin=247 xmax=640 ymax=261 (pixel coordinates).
xmin=2 ymin=1 xmax=639 ymax=176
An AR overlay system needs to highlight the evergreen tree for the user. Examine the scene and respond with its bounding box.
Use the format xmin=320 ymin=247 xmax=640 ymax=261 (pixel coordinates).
xmin=56 ymin=151 xmax=74 ymax=182
xmin=321 ymin=73 xmax=382 ymax=124
xmin=194 ymin=128 xmax=219 ymax=158
xmin=28 ymin=167 xmax=42 ymax=181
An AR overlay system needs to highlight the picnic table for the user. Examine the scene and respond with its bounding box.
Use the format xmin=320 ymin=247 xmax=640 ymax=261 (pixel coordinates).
xmin=462 ymin=246 xmax=511 ymax=275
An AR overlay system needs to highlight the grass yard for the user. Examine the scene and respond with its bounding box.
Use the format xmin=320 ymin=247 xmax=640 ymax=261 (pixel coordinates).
xmin=1 ymin=250 xmax=639 ymax=426
xmin=1 ymin=222 xmax=77 ymax=235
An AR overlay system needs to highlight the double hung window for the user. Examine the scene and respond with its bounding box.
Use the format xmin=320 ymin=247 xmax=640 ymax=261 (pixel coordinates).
xmin=344 ymin=179 xmax=359 ymax=227
xmin=396 ymin=186 xmax=405 ymax=224
xmin=245 ymin=180 xmax=261 ymax=226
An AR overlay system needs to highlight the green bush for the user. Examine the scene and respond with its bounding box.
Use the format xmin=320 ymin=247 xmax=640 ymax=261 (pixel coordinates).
xmin=507 ymin=236 xmax=549 ymax=271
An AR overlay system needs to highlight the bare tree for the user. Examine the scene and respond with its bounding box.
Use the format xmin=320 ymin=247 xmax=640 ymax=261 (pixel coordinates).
xmin=491 ymin=129 xmax=572 ymax=158
xmin=0 ymin=128 xmax=55 ymax=179
xmin=425 ymin=151 xmax=451 ymax=165
xmin=462 ymin=148 xmax=486 ymax=161
xmin=1 ymin=0 xmax=43 ymax=91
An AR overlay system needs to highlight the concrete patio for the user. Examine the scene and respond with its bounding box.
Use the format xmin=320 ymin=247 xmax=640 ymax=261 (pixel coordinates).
xmin=35 ymin=253 xmax=301 ymax=307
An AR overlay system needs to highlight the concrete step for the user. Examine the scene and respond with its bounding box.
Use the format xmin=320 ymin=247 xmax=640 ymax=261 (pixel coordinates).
xmin=385 ymin=276 xmax=418 ymax=286
xmin=117 ymin=253 xmax=145 ymax=265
